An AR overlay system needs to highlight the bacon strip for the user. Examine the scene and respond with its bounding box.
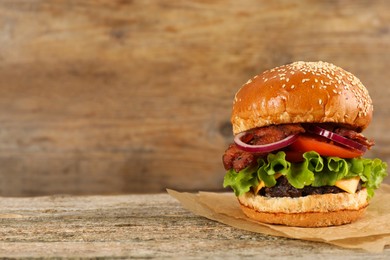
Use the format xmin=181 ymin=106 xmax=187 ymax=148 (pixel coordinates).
xmin=222 ymin=123 xmax=375 ymax=172
xmin=222 ymin=124 xmax=305 ymax=172
xmin=334 ymin=128 xmax=374 ymax=149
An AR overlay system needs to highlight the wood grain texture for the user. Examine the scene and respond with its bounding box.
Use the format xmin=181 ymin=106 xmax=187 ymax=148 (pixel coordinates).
xmin=0 ymin=193 xmax=388 ymax=258
xmin=0 ymin=0 xmax=388 ymax=195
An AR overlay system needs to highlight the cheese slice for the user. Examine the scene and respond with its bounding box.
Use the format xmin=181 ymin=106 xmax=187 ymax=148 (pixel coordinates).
xmin=254 ymin=173 xmax=282 ymax=194
xmin=335 ymin=176 xmax=360 ymax=194
xmin=254 ymin=175 xmax=360 ymax=195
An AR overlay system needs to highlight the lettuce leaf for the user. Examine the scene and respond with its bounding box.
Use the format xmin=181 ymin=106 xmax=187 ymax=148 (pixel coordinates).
xmin=223 ymin=165 xmax=259 ymax=196
xmin=257 ymin=152 xmax=291 ymax=187
xmin=287 ymin=161 xmax=315 ymax=189
xmin=223 ymin=151 xmax=388 ymax=198
xmin=312 ymin=156 xmax=348 ymax=187
xmin=360 ymin=158 xmax=388 ymax=198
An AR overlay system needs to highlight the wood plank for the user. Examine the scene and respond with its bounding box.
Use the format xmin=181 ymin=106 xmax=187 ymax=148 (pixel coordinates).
xmin=0 ymin=193 xmax=388 ymax=257
xmin=0 ymin=0 xmax=388 ymax=195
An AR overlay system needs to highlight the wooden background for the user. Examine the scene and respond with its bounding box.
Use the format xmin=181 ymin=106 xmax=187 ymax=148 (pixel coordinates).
xmin=0 ymin=0 xmax=388 ymax=196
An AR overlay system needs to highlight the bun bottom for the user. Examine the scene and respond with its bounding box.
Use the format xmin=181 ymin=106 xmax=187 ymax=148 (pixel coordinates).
xmin=238 ymin=189 xmax=368 ymax=227
xmin=240 ymin=203 xmax=367 ymax=227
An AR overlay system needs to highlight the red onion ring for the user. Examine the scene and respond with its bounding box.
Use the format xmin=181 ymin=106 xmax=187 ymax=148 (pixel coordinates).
xmin=307 ymin=126 xmax=367 ymax=153
xmin=234 ymin=132 xmax=298 ymax=153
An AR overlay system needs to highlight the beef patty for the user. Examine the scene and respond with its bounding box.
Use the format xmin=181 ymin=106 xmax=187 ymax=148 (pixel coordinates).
xmin=259 ymin=176 xmax=362 ymax=198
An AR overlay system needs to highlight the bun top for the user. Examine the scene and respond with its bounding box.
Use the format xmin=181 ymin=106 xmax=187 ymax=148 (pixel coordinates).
xmin=231 ymin=61 xmax=373 ymax=134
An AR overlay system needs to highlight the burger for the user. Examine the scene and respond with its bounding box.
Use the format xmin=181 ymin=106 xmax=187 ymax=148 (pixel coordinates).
xmin=222 ymin=61 xmax=387 ymax=227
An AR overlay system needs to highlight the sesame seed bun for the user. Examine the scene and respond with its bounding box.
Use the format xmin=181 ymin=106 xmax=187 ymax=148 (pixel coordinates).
xmin=232 ymin=61 xmax=373 ymax=134
xmin=238 ymin=188 xmax=368 ymax=227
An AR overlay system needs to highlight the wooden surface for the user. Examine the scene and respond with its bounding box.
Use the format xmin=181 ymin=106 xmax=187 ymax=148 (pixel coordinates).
xmin=0 ymin=0 xmax=389 ymax=196
xmin=0 ymin=193 xmax=388 ymax=258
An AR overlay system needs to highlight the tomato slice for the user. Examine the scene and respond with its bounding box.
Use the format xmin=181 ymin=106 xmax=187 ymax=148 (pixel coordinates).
xmin=285 ymin=151 xmax=305 ymax=162
xmin=289 ymin=135 xmax=363 ymax=158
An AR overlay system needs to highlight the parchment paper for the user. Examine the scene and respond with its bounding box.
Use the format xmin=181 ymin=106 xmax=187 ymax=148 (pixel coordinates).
xmin=167 ymin=184 xmax=390 ymax=252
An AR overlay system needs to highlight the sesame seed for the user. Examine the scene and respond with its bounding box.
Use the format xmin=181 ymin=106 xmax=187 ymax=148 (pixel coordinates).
xmin=291 ymin=85 xmax=295 ymax=89
xmin=319 ymin=99 xmax=323 ymax=105
xmin=286 ymin=78 xmax=290 ymax=82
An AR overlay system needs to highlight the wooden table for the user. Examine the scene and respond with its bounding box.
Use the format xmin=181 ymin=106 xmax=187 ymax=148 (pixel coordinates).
xmin=0 ymin=193 xmax=388 ymax=258
xmin=0 ymin=0 xmax=389 ymax=197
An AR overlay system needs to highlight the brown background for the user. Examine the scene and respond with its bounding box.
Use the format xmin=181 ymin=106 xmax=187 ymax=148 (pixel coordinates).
xmin=0 ymin=0 xmax=388 ymax=196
